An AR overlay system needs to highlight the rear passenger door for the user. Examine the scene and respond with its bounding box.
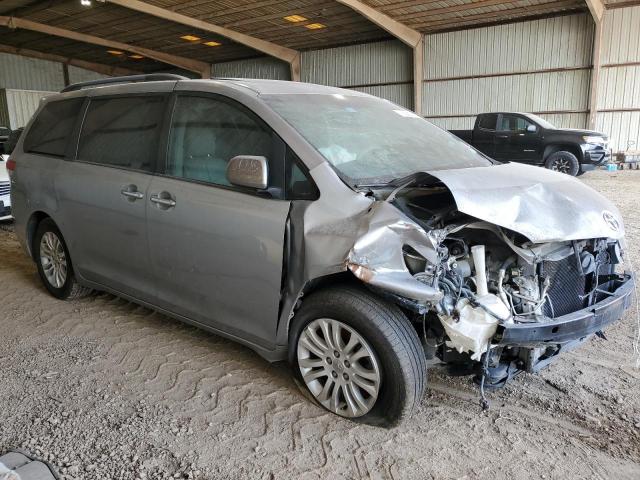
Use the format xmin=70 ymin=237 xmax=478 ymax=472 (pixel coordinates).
xmin=55 ymin=93 xmax=169 ymax=303
xmin=146 ymin=93 xmax=291 ymax=348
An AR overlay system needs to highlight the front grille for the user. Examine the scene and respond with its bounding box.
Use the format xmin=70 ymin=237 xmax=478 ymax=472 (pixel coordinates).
xmin=542 ymin=256 xmax=586 ymax=317
xmin=0 ymin=181 xmax=9 ymax=196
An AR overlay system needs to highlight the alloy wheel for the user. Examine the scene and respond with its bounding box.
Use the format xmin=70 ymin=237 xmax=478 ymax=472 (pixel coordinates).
xmin=297 ymin=318 xmax=381 ymax=418
xmin=40 ymin=231 xmax=68 ymax=289
xmin=551 ymin=157 xmax=571 ymax=174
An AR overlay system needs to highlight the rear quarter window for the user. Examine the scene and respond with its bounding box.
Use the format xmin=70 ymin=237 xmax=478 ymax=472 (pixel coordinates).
xmin=23 ymin=98 xmax=84 ymax=157
xmin=477 ymin=114 xmax=498 ymax=130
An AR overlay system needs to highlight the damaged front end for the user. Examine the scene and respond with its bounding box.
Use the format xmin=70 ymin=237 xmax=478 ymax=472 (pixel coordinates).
xmin=346 ymin=164 xmax=634 ymax=387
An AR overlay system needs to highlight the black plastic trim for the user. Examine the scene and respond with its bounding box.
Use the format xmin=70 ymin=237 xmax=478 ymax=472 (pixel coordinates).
xmin=495 ymin=273 xmax=634 ymax=346
xmin=60 ymin=74 xmax=187 ymax=93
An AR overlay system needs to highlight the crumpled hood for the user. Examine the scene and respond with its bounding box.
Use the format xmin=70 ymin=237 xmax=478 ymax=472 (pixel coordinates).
xmin=425 ymin=163 xmax=624 ymax=243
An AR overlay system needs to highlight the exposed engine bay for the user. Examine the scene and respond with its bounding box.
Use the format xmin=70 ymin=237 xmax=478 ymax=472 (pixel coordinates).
xmin=345 ymin=169 xmax=631 ymax=389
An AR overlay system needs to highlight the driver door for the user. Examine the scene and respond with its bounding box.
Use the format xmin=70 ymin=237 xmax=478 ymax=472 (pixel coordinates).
xmin=147 ymin=93 xmax=290 ymax=348
xmin=494 ymin=113 xmax=541 ymax=162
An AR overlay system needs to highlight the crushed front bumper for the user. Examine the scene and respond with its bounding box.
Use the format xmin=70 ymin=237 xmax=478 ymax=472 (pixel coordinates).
xmin=494 ymin=273 xmax=634 ymax=347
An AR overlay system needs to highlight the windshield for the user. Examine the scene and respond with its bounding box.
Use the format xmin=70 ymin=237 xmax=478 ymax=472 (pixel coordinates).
xmin=262 ymin=93 xmax=492 ymax=185
xmin=524 ymin=113 xmax=556 ymax=129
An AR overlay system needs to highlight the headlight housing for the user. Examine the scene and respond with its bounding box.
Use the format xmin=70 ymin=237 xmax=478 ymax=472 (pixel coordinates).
xmin=583 ymin=135 xmax=606 ymax=145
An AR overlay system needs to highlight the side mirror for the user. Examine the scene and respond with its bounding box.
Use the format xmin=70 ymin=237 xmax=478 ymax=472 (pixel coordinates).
xmin=226 ymin=155 xmax=268 ymax=190
xmin=526 ymin=124 xmax=538 ymax=133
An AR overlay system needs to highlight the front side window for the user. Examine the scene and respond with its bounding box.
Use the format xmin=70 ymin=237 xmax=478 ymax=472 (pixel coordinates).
xmin=262 ymin=93 xmax=491 ymax=186
xmin=498 ymin=115 xmax=535 ymax=132
xmin=77 ymin=96 xmax=165 ymax=171
xmin=24 ymin=98 xmax=84 ymax=157
xmin=167 ymin=95 xmax=274 ymax=187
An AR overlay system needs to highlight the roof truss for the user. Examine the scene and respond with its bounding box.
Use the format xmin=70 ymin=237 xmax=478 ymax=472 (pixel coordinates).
xmin=0 ymin=43 xmax=141 ymax=77
xmin=0 ymin=15 xmax=211 ymax=77
xmin=105 ymin=0 xmax=301 ymax=80
xmin=585 ymin=0 xmax=605 ymax=21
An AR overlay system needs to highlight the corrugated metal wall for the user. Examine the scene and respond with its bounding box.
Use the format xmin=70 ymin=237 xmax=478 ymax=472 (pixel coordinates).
xmin=68 ymin=65 xmax=108 ymax=84
xmin=301 ymin=40 xmax=413 ymax=109
xmin=210 ymin=41 xmax=414 ymax=109
xmin=423 ymin=14 xmax=593 ymax=130
xmin=0 ymin=53 xmax=108 ymax=90
xmin=0 ymin=53 xmax=65 ymax=91
xmin=0 ymin=53 xmax=108 ymax=129
xmin=1 ymin=89 xmax=53 ymax=128
xmin=212 ymin=56 xmax=290 ymax=80
xmin=597 ymin=6 xmax=640 ymax=152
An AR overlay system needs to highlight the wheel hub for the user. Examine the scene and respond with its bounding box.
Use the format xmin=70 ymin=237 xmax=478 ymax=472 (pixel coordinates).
xmin=297 ymin=318 xmax=381 ymax=418
xmin=552 ymin=158 xmax=571 ymax=173
xmin=40 ymin=231 xmax=67 ymax=289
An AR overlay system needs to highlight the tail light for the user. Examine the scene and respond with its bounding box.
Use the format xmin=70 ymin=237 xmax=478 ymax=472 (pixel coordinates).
xmin=6 ymin=158 xmax=16 ymax=172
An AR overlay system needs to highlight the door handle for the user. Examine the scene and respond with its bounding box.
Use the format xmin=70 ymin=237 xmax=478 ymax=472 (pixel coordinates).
xmin=496 ymin=135 xmax=509 ymax=139
xmin=121 ymin=185 xmax=144 ymax=201
xmin=121 ymin=190 xmax=144 ymax=199
xmin=150 ymin=194 xmax=176 ymax=208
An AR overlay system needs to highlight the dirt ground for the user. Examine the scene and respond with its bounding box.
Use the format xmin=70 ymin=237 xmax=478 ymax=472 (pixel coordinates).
xmin=1 ymin=170 xmax=639 ymax=480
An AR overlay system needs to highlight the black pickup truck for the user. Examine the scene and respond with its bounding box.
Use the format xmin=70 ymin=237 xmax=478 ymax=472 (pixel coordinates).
xmin=0 ymin=126 xmax=10 ymax=155
xmin=450 ymin=112 xmax=610 ymax=176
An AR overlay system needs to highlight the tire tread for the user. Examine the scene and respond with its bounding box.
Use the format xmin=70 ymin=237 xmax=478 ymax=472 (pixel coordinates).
xmin=291 ymin=285 xmax=426 ymax=426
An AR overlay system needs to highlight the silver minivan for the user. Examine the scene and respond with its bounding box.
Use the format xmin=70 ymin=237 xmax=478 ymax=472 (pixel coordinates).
xmin=8 ymin=75 xmax=633 ymax=426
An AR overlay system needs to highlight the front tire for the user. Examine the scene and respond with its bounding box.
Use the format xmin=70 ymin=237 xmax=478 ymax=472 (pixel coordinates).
xmin=34 ymin=218 xmax=92 ymax=300
xmin=545 ymin=151 xmax=580 ymax=176
xmin=289 ymin=286 xmax=427 ymax=427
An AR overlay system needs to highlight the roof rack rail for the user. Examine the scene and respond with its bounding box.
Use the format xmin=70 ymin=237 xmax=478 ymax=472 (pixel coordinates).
xmin=60 ymin=74 xmax=188 ymax=93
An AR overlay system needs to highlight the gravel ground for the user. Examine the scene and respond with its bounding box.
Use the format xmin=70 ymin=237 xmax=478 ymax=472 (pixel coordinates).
xmin=1 ymin=170 xmax=639 ymax=480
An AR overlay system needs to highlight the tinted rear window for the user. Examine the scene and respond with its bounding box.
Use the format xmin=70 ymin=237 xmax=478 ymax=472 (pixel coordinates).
xmin=23 ymin=98 xmax=84 ymax=157
xmin=78 ymin=96 xmax=165 ymax=171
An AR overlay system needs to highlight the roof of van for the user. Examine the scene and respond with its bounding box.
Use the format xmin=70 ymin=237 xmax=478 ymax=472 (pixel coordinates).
xmin=59 ymin=74 xmax=369 ymax=98
xmin=210 ymin=78 xmax=368 ymax=96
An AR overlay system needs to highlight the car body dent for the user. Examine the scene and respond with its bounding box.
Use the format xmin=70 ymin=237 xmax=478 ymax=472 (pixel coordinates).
xmin=346 ymin=201 xmax=443 ymax=303
xmin=286 ymin=160 xmax=630 ymax=363
xmin=298 ymin=161 xmax=625 ymax=305
xmin=428 ymin=162 xmax=624 ymax=243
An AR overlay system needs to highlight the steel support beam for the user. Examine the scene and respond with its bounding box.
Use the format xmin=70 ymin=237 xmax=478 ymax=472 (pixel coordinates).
xmin=0 ymin=43 xmax=142 ymax=77
xmin=106 ymin=0 xmax=301 ymax=81
xmin=585 ymin=0 xmax=605 ymax=21
xmin=413 ymin=37 xmax=424 ymax=117
xmin=0 ymin=16 xmax=210 ymax=77
xmin=586 ymin=0 xmax=605 ymax=129
xmin=334 ymin=0 xmax=424 ymax=114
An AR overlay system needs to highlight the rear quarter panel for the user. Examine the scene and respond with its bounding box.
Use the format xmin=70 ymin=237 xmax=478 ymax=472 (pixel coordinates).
xmin=11 ymin=151 xmax=62 ymax=253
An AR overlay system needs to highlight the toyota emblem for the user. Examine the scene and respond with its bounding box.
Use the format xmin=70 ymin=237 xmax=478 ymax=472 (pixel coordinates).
xmin=602 ymin=211 xmax=620 ymax=232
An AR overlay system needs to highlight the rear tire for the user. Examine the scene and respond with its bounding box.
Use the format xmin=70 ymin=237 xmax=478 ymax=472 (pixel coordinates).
xmin=289 ymin=286 xmax=426 ymax=427
xmin=545 ymin=151 xmax=580 ymax=176
xmin=34 ymin=218 xmax=92 ymax=300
